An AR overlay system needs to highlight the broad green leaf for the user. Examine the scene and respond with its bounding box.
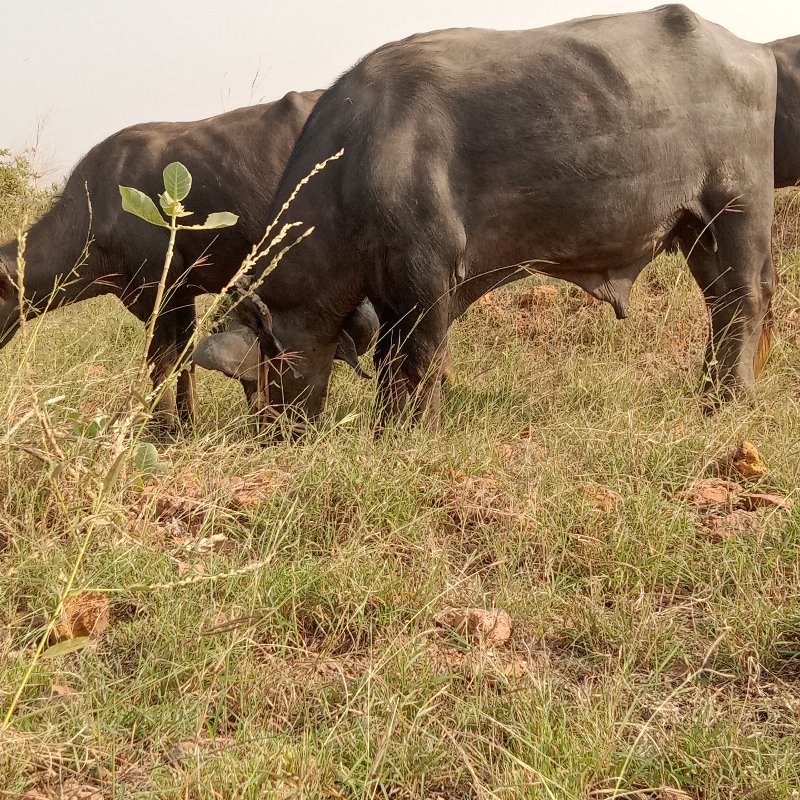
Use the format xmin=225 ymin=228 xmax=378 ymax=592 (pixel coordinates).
xmin=42 ymin=636 xmax=92 ymax=660
xmin=204 ymin=212 xmax=238 ymax=228
xmin=119 ymin=186 xmax=168 ymax=228
xmin=179 ymin=211 xmax=239 ymax=231
xmin=132 ymin=441 xmax=160 ymax=473
xmin=163 ymin=162 xmax=192 ymax=202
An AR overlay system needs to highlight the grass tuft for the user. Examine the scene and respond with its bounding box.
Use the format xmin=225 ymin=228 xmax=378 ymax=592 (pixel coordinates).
xmin=1 ymin=174 xmax=799 ymax=797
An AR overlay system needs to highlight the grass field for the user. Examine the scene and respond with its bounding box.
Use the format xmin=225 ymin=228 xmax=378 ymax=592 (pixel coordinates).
xmin=1 ymin=182 xmax=799 ymax=798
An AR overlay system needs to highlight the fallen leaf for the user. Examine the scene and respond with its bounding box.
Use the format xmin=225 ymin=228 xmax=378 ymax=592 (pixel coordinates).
xmin=167 ymin=740 xmax=202 ymax=763
xmin=33 ymin=681 xmax=83 ymax=706
xmin=42 ymin=636 xmax=92 ymax=660
xmin=730 ymin=441 xmax=767 ymax=480
xmin=589 ymin=782 xmax=692 ymax=800
xmin=702 ymin=510 xmax=762 ymax=543
xmin=434 ymin=607 xmax=512 ymax=647
xmin=503 ymin=659 xmax=528 ymax=679
xmin=56 ymin=592 xmax=110 ymax=641
xmin=495 ymin=434 xmax=548 ymax=466
xmin=584 ymin=483 xmax=621 ymax=514
xmin=180 ymin=532 xmax=234 ymax=555
xmin=135 ymin=466 xmax=207 ymax=535
xmin=738 ymin=492 xmax=794 ymax=512
xmin=517 ymin=285 xmax=560 ymax=309
xmin=84 ymin=364 xmax=109 ymax=380
xmin=581 ymin=292 xmax=602 ymax=307
xmin=177 ymin=561 xmax=207 ymax=576
xmin=51 ymin=683 xmax=79 ymax=697
xmin=680 ymin=478 xmax=741 ymax=509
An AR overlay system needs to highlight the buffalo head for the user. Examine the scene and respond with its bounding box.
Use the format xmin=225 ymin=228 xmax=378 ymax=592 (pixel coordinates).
xmin=0 ymin=255 xmax=20 ymax=348
xmin=194 ymin=292 xmax=378 ymax=421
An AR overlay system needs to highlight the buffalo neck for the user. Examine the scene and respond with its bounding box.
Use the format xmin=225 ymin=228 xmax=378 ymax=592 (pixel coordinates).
xmin=0 ymin=188 xmax=110 ymax=316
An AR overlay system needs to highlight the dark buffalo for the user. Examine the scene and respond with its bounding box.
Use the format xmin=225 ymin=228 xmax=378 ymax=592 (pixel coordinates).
xmin=0 ymin=90 xmax=376 ymax=427
xmin=232 ymin=4 xmax=777 ymax=428
xmin=771 ymin=35 xmax=800 ymax=189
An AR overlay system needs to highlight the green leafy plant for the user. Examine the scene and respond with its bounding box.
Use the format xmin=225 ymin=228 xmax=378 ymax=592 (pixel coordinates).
xmin=118 ymin=162 xmax=238 ymax=413
xmin=119 ymin=161 xmax=238 ymax=232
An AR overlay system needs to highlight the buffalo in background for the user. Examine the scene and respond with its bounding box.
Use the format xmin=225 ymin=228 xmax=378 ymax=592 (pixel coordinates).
xmin=0 ymin=90 xmax=377 ymax=428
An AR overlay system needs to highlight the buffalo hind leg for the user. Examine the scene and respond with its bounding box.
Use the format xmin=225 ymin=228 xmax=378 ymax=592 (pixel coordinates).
xmin=373 ymin=307 xmax=408 ymax=423
xmin=441 ymin=344 xmax=456 ymax=385
xmin=374 ymin=296 xmax=450 ymax=430
xmin=685 ymin=209 xmax=776 ymax=403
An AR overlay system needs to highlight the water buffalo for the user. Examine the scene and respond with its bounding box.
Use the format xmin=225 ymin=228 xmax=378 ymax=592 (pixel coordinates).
xmin=0 ymin=90 xmax=377 ymax=428
xmin=771 ymin=35 xmax=800 ymax=189
xmin=231 ymin=4 xmax=777 ymax=428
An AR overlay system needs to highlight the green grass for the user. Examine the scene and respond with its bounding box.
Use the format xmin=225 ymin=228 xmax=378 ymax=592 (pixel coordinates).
xmin=1 ymin=193 xmax=799 ymax=798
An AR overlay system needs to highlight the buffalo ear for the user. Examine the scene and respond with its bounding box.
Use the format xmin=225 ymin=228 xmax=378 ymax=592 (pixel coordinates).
xmin=335 ymin=329 xmax=372 ymax=379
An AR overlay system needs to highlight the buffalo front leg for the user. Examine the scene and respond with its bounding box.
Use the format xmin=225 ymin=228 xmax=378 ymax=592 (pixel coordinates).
xmin=147 ymin=311 xmax=179 ymax=432
xmin=173 ymin=300 xmax=198 ymax=426
xmin=686 ymin=208 xmax=776 ymax=402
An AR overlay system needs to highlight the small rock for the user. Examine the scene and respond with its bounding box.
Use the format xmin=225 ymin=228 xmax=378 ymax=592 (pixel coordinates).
xmin=731 ymin=441 xmax=767 ymax=480
xmin=434 ymin=607 xmax=512 ymax=646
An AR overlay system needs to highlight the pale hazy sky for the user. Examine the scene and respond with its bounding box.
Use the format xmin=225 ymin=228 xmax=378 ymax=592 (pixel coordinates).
xmin=2 ymin=1 xmax=798 ymax=180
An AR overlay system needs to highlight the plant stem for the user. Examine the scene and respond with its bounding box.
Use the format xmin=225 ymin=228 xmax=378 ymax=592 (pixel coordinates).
xmin=141 ymin=212 xmax=178 ymax=385
xmin=1 ymin=517 xmax=98 ymax=730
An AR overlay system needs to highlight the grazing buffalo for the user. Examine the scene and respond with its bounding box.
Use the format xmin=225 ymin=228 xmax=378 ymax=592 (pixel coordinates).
xmin=0 ymin=90 xmax=376 ymax=427
xmin=770 ymin=35 xmax=800 ymax=189
xmin=231 ymin=4 xmax=777 ymax=428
